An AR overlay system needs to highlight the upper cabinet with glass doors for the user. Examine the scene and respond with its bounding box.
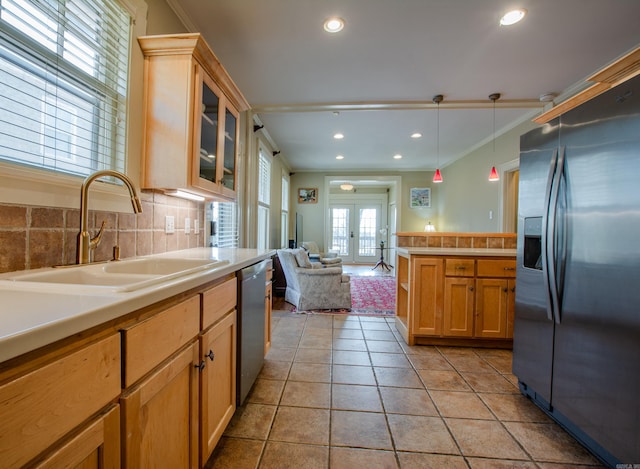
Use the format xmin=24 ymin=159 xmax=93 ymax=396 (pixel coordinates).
xmin=138 ymin=34 xmax=249 ymax=200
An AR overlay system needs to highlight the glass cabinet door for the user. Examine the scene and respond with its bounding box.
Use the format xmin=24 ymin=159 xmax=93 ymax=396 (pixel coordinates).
xmin=222 ymin=107 xmax=237 ymax=191
xmin=199 ymin=81 xmax=220 ymax=185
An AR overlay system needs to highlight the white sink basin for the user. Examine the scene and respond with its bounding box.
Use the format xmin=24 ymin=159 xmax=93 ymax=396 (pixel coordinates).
xmin=7 ymin=257 xmax=228 ymax=292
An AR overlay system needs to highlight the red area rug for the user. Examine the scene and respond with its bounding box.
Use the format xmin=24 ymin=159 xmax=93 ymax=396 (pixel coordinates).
xmin=287 ymin=275 xmax=396 ymax=316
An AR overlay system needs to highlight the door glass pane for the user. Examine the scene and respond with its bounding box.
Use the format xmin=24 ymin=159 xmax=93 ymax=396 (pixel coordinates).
xmin=358 ymin=208 xmax=377 ymax=256
xmin=331 ymin=208 xmax=349 ymax=255
xmin=199 ymin=82 xmax=219 ymax=184
xmin=222 ymin=108 xmax=236 ymax=190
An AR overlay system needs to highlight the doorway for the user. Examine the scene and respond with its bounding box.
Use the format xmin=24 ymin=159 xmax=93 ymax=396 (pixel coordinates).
xmin=329 ymin=203 xmax=383 ymax=263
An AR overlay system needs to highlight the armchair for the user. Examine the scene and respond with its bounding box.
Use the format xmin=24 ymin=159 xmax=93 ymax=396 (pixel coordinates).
xmin=276 ymin=248 xmax=351 ymax=310
xmin=300 ymin=241 xmax=342 ymax=268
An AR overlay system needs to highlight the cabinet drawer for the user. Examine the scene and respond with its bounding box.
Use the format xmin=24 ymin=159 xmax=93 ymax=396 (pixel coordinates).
xmin=445 ymin=258 xmax=475 ymax=277
xmin=201 ymin=277 xmax=237 ymax=329
xmin=0 ymin=334 xmax=120 ymax=469
xmin=123 ymin=295 xmax=200 ymax=387
xmin=477 ymin=259 xmax=517 ymax=278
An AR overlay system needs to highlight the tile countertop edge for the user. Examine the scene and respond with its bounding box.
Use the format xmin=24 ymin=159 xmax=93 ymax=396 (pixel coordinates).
xmin=0 ymin=248 xmax=275 ymax=364
xmin=396 ymin=247 xmax=517 ymax=257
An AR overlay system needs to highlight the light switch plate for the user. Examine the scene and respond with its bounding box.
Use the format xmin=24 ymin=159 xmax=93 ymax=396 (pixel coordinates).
xmin=165 ymin=215 xmax=175 ymax=234
xmin=194 ymin=219 xmax=200 ymax=234
xmin=184 ymin=217 xmax=190 ymax=234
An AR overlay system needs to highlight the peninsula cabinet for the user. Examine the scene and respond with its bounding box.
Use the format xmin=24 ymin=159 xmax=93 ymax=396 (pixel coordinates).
xmin=138 ymin=33 xmax=250 ymax=200
xmin=395 ymin=250 xmax=516 ymax=347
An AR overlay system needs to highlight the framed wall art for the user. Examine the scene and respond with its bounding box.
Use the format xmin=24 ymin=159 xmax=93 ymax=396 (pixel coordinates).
xmin=298 ymin=187 xmax=318 ymax=204
xmin=410 ymin=187 xmax=431 ymax=208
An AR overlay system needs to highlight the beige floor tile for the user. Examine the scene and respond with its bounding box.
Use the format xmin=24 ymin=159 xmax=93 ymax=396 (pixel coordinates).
xmin=387 ymin=414 xmax=459 ymax=454
xmin=379 ymin=386 xmax=438 ymax=416
xmin=459 ymin=370 xmax=519 ymax=393
xmin=437 ymin=346 xmax=479 ymax=357
xmin=444 ymin=354 xmax=497 ymax=373
xmin=332 ymin=384 xmax=383 ymax=412
xmin=467 ymin=458 xmax=537 ymax=468
xmin=246 ymin=378 xmax=285 ymax=405
xmin=409 ymin=354 xmax=454 ymax=371
xmin=302 ymin=327 xmax=333 ymax=338
xmin=537 ymin=463 xmax=605 ymax=468
xmin=374 ymin=367 xmax=423 ymax=388
xmin=223 ymin=403 xmax=276 ymax=440
xmin=396 ymin=452 xmax=467 ymax=468
xmin=417 ymin=369 xmax=471 ymax=391
xmin=265 ymin=346 xmax=296 ymax=362
xmin=331 ymin=410 xmax=393 ymax=450
xmin=332 ymin=364 xmax=376 ymax=385
xmin=269 ymin=406 xmax=330 ymax=445
xmin=479 ymin=393 xmax=550 ymax=422
xmin=258 ymin=359 xmax=292 ymax=380
xmin=366 ymin=339 xmax=404 ymax=353
xmin=305 ymin=314 xmax=334 ymax=329
xmin=504 ymin=422 xmax=603 ymax=465
xmin=298 ymin=334 xmax=333 ymax=349
xmin=483 ymin=355 xmax=513 ymax=373
xmin=280 ymin=381 xmax=331 ymax=408
xmin=259 ymin=441 xmax=329 ymax=469
xmin=330 ymin=447 xmax=398 ymax=469
xmin=360 ymin=321 xmax=392 ymax=331
xmin=430 ymin=390 xmax=494 ymax=419
xmin=363 ymin=329 xmax=397 ymax=341
xmin=446 ymin=418 xmax=528 ymax=460
xmin=294 ymin=347 xmax=332 ymax=364
xmin=288 ymin=362 xmax=331 ymax=382
xmin=334 ymin=328 xmax=365 ymax=340
xmin=359 ymin=316 xmax=390 ymax=323
xmin=370 ymin=352 xmax=412 ymax=368
xmin=204 ymin=437 xmax=264 ymax=469
xmin=333 ymin=316 xmax=363 ymax=329
xmin=333 ymin=350 xmax=371 ymax=366
xmin=332 ymin=338 xmax=368 ymax=351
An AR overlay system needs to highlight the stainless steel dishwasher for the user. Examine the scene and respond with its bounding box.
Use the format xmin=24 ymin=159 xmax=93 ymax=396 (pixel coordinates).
xmin=237 ymin=260 xmax=268 ymax=405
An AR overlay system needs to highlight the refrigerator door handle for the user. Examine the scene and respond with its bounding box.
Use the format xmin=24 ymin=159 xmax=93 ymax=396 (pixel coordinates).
xmin=541 ymin=148 xmax=559 ymax=322
xmin=547 ymin=147 xmax=565 ymax=324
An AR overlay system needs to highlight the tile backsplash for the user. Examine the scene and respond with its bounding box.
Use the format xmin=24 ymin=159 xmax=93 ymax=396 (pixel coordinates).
xmin=396 ymin=232 xmax=517 ymax=250
xmin=0 ymin=191 xmax=204 ymax=273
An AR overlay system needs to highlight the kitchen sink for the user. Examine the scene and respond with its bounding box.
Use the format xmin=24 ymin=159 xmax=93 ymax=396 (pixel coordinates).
xmin=7 ymin=257 xmax=228 ymax=292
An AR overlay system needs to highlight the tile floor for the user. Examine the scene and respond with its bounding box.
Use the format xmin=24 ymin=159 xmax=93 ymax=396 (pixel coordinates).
xmin=205 ymin=308 xmax=605 ymax=468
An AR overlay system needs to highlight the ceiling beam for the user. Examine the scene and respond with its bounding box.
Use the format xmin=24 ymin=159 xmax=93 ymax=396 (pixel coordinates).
xmin=252 ymin=99 xmax=545 ymax=113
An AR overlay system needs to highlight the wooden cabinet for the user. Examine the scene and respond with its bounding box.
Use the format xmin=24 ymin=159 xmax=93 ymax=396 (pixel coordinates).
xmin=395 ymin=253 xmax=516 ymax=347
xmin=199 ymin=279 xmax=237 ymax=466
xmin=265 ymin=259 xmax=273 ymax=354
xmin=120 ymin=295 xmax=200 ymax=468
xmin=0 ymin=334 xmax=120 ymax=468
xmin=138 ymin=33 xmax=249 ymax=200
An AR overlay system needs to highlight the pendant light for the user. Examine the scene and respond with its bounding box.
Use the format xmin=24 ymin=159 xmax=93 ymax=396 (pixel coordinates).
xmin=489 ymin=93 xmax=500 ymax=182
xmin=432 ymin=94 xmax=443 ymax=183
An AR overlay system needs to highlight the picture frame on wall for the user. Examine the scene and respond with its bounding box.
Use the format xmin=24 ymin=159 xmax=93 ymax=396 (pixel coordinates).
xmin=410 ymin=187 xmax=431 ymax=208
xmin=298 ymin=187 xmax=318 ymax=204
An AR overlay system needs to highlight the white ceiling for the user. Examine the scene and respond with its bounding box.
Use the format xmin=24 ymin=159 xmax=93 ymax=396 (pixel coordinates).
xmin=167 ymin=0 xmax=640 ymax=173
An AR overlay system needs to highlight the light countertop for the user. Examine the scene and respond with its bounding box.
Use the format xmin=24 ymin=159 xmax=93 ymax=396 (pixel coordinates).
xmin=397 ymin=247 xmax=517 ymax=257
xmin=0 ymin=248 xmax=274 ymax=363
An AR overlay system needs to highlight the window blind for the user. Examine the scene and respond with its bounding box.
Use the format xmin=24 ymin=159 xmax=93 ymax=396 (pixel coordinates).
xmin=258 ymin=150 xmax=271 ymax=205
xmin=0 ymin=0 xmax=131 ymax=177
xmin=212 ymin=201 xmax=238 ymax=248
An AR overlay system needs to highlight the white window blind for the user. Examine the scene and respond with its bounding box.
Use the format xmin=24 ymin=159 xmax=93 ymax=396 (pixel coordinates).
xmin=281 ymin=174 xmax=289 ymax=247
xmin=211 ymin=201 xmax=238 ymax=248
xmin=0 ymin=0 xmax=131 ymax=176
xmin=258 ymin=150 xmax=271 ymax=205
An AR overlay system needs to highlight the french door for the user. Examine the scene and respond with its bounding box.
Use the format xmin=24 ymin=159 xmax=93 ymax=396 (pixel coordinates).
xmin=329 ymin=203 xmax=382 ymax=263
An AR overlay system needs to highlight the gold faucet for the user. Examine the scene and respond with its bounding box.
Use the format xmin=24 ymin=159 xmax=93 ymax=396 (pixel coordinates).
xmin=77 ymin=170 xmax=143 ymax=264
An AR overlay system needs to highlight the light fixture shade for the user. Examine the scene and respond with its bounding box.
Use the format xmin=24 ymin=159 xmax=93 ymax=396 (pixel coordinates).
xmin=433 ymin=169 xmax=443 ymax=183
xmin=340 ymin=183 xmax=353 ymax=191
xmin=489 ymin=166 xmax=500 ymax=181
xmin=424 ymin=222 xmax=436 ymax=232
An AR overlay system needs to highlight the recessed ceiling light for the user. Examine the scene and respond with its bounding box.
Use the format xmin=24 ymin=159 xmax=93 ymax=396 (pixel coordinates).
xmin=393 ymin=154 xmax=402 ymax=159
xmin=500 ymin=9 xmax=527 ymax=26
xmin=336 ymin=155 xmax=344 ymax=160
xmin=324 ymin=17 xmax=345 ymax=33
xmin=411 ymin=132 xmax=422 ymax=139
xmin=333 ymin=132 xmax=344 ymax=139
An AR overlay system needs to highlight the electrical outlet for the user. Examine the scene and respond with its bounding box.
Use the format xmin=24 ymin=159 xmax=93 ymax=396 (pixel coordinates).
xmin=194 ymin=219 xmax=200 ymax=234
xmin=489 ymin=210 xmax=494 ymax=220
xmin=165 ymin=215 xmax=175 ymax=234
xmin=184 ymin=217 xmax=190 ymax=234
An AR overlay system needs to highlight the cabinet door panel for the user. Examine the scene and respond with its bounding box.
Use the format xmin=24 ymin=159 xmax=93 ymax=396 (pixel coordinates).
xmin=475 ymin=279 xmax=509 ymax=338
xmin=443 ymin=277 xmax=474 ymax=337
xmin=411 ymin=258 xmax=443 ymax=336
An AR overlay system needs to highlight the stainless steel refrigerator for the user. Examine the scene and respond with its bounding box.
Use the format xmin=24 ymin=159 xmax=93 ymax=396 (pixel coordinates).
xmin=513 ymin=73 xmax=640 ymax=467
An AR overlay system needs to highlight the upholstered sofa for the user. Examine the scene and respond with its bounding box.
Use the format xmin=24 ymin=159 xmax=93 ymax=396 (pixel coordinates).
xmin=276 ymin=248 xmax=351 ymax=310
xmin=300 ymin=241 xmax=343 ymax=268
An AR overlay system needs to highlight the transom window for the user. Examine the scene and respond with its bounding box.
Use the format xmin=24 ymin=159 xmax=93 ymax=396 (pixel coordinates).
xmin=0 ymin=0 xmax=131 ymax=176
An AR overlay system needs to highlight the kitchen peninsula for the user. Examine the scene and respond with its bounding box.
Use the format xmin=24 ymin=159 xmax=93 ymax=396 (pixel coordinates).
xmin=0 ymin=247 xmax=273 ymax=468
xmin=395 ymin=232 xmax=517 ymax=347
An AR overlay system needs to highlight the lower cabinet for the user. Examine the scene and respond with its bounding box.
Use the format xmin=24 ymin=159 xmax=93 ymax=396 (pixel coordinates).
xmin=475 ymin=278 xmax=516 ymax=338
xmin=443 ymin=277 xmax=475 ymax=337
xmin=121 ymin=342 xmax=200 ymax=468
xmin=411 ymin=257 xmax=443 ymax=336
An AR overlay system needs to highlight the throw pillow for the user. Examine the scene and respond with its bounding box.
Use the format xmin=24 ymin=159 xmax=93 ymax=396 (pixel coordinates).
xmin=294 ymin=248 xmax=312 ymax=268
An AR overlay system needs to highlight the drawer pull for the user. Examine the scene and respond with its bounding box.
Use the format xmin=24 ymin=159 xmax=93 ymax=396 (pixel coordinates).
xmin=503 ymin=267 xmax=515 ymax=271
xmin=206 ymin=350 xmax=215 ymax=361
xmin=195 ymin=360 xmax=206 ymax=372
xmin=455 ymin=266 xmax=466 ymax=269
xmin=503 ymin=288 xmax=508 ymax=292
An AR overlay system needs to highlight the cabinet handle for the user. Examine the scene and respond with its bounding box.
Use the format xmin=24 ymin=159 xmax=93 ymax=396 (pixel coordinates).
xmin=469 ymin=287 xmax=474 ymax=291
xmin=504 ymin=267 xmax=515 ymax=271
xmin=206 ymin=350 xmax=215 ymax=361
xmin=511 ymin=287 xmax=516 ymax=293
xmin=503 ymin=287 xmax=508 ymax=292
xmin=195 ymin=360 xmax=206 ymax=372
xmin=455 ymin=266 xmax=466 ymax=269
